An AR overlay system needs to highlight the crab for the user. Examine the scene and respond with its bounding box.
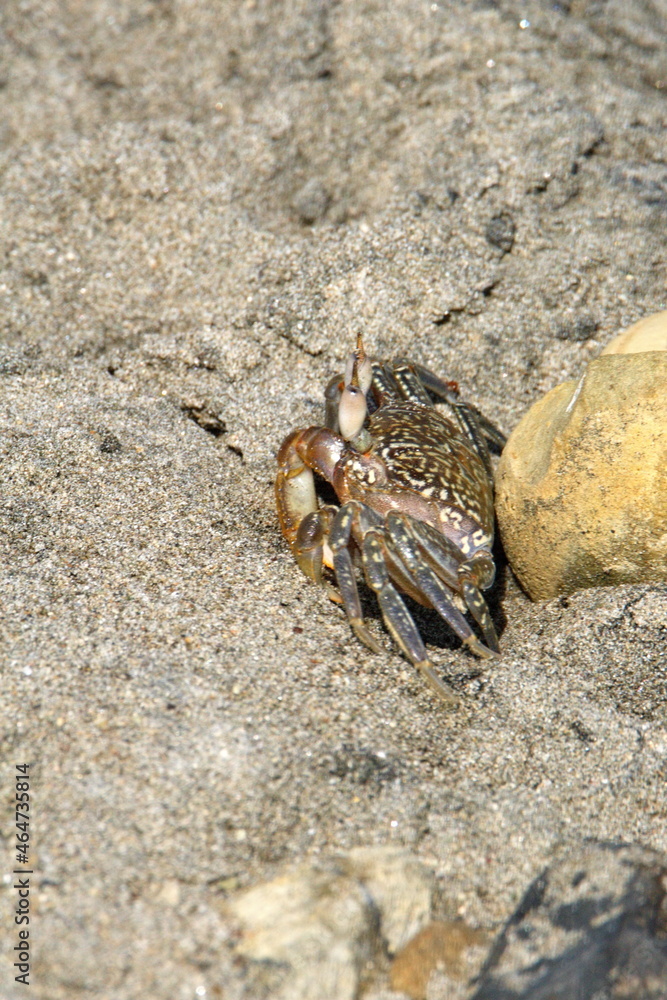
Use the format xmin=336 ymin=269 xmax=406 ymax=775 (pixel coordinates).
xmin=275 ymin=335 xmax=506 ymax=704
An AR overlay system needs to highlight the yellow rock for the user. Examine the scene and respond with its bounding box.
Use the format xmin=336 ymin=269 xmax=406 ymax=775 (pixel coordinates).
xmin=495 ymin=353 xmax=667 ymax=601
xmin=390 ymin=921 xmax=487 ymax=998
xmin=601 ymin=308 xmax=667 ymax=355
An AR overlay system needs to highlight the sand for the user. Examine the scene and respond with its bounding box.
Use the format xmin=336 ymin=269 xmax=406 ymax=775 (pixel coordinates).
xmin=1 ymin=1 xmax=666 ymax=997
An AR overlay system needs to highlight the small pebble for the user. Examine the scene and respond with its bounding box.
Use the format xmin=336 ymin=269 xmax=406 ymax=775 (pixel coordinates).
xmin=100 ymin=432 xmax=122 ymax=454
xmin=484 ymin=212 xmax=516 ymax=254
xmin=292 ymin=178 xmax=331 ymax=224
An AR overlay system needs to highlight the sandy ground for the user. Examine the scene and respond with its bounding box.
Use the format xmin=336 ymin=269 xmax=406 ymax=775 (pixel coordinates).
xmin=1 ymin=1 xmax=666 ymax=997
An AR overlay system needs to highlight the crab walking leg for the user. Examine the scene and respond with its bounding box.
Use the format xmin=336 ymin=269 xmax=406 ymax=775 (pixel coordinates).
xmin=385 ymin=513 xmax=497 ymax=660
xmin=409 ymin=364 xmax=462 ymax=407
xmin=389 ymin=360 xmax=434 ymax=406
xmin=405 ymin=520 xmax=464 ymax=590
xmin=459 ymin=552 xmax=500 ymax=652
xmin=465 ymin=403 xmax=507 ymax=451
xmin=329 ymin=502 xmax=383 ymax=655
xmin=361 ymin=529 xmax=460 ymax=706
xmin=369 ymin=361 xmax=404 ymax=407
xmin=409 ymin=520 xmax=494 ymax=585
xmin=460 ymin=579 xmax=500 ymax=654
xmin=412 ymin=365 xmax=507 ymax=450
xmin=406 ymin=520 xmax=500 ymax=655
xmin=436 ymin=399 xmax=496 ymax=481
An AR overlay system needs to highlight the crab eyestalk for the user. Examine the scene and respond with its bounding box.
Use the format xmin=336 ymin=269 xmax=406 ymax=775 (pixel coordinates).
xmin=344 ymin=331 xmax=373 ymax=394
xmin=339 ymin=348 xmax=372 ymax=453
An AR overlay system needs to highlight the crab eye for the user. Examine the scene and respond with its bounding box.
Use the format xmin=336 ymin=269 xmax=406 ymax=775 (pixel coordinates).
xmin=338 ymin=384 xmax=368 ymax=441
xmin=344 ymin=351 xmax=373 ymax=394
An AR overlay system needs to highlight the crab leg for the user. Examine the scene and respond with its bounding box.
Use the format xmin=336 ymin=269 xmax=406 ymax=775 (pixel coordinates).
xmin=455 ymin=551 xmax=500 ymax=651
xmin=329 ymin=503 xmax=383 ymax=655
xmin=465 ymin=403 xmax=507 ymax=451
xmin=389 ymin=361 xmax=433 ymax=406
xmin=460 ymin=578 xmax=500 ymax=653
xmin=454 ymin=408 xmax=495 ymax=480
xmin=384 ymin=513 xmax=497 ymax=660
xmin=412 ymin=363 xmax=507 ymax=471
xmin=403 ymin=519 xmax=463 ymax=590
xmin=368 ymin=362 xmax=404 ymax=408
xmin=408 ymin=519 xmax=495 ymax=588
xmin=395 ymin=517 xmax=500 ymax=656
xmin=408 ymin=364 xmax=461 ymax=407
xmin=360 ymin=528 xmax=460 ymax=706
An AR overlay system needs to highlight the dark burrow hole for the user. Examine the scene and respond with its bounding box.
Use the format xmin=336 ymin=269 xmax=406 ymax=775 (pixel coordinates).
xmin=181 ymin=405 xmax=226 ymax=437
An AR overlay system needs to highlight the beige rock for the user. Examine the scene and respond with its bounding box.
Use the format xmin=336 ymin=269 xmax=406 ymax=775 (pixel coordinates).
xmin=342 ymin=845 xmax=433 ymax=954
xmin=227 ymin=865 xmax=374 ymax=1000
xmin=495 ymin=353 xmax=667 ymax=601
xmin=601 ymin=307 xmax=667 ymax=355
xmin=225 ymin=847 xmax=435 ymax=1000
